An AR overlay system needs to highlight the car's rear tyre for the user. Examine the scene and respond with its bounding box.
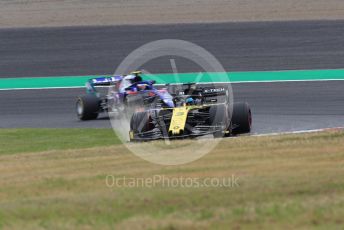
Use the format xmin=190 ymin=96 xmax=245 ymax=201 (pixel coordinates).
xmin=209 ymin=104 xmax=228 ymax=138
xmin=130 ymin=111 xmax=152 ymax=133
xmin=76 ymin=95 xmax=100 ymax=120
xmin=232 ymin=102 xmax=252 ymax=134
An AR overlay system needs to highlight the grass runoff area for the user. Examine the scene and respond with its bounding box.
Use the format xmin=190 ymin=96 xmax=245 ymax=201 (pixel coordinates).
xmin=0 ymin=129 xmax=343 ymax=229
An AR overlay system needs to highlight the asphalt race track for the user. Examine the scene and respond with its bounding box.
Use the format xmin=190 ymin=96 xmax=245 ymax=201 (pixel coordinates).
xmin=1 ymin=80 xmax=344 ymax=134
xmin=1 ymin=20 xmax=344 ymax=77
xmin=1 ymin=20 xmax=344 ymax=133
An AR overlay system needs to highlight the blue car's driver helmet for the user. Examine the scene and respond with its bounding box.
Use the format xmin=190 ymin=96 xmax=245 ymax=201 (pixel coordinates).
xmin=131 ymin=71 xmax=143 ymax=83
xmin=185 ymin=97 xmax=194 ymax=105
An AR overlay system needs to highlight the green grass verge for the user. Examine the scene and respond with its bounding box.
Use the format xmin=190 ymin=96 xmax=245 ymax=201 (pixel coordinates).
xmin=0 ymin=128 xmax=120 ymax=155
xmin=0 ymin=129 xmax=343 ymax=229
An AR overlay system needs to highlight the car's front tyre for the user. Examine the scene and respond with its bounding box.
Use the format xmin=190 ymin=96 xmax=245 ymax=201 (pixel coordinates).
xmin=130 ymin=111 xmax=152 ymax=133
xmin=231 ymin=102 xmax=252 ymax=134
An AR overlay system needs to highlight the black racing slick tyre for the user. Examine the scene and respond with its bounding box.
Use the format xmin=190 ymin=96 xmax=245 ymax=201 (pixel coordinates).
xmin=209 ymin=104 xmax=228 ymax=138
xmin=76 ymin=95 xmax=100 ymax=120
xmin=130 ymin=111 xmax=152 ymax=133
xmin=232 ymin=102 xmax=252 ymax=134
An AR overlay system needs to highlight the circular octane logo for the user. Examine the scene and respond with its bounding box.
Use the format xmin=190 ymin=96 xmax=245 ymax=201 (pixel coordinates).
xmin=109 ymin=39 xmax=233 ymax=165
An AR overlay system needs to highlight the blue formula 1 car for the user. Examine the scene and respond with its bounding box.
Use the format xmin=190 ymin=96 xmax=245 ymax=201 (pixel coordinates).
xmin=76 ymin=71 xmax=174 ymax=120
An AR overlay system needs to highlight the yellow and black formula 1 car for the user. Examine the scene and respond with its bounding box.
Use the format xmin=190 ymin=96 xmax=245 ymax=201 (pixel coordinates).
xmin=128 ymin=83 xmax=252 ymax=141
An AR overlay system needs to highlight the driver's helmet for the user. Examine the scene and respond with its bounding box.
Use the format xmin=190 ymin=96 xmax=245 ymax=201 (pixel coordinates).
xmin=185 ymin=97 xmax=195 ymax=105
xmin=130 ymin=71 xmax=143 ymax=82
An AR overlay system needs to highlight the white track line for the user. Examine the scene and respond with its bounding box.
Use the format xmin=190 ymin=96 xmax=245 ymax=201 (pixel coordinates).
xmin=0 ymin=86 xmax=86 ymax=91
xmin=251 ymin=127 xmax=344 ymax=137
